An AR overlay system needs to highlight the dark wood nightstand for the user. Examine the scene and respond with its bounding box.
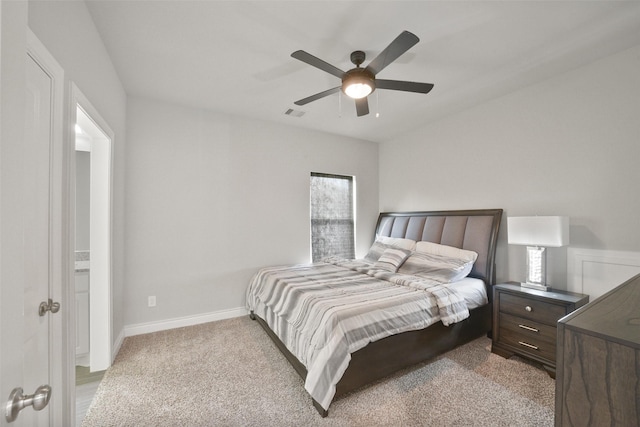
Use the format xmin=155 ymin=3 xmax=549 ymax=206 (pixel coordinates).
xmin=491 ymin=282 xmax=589 ymax=378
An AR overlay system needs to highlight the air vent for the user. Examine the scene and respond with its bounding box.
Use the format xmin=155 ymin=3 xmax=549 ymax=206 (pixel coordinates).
xmin=285 ymin=108 xmax=305 ymax=118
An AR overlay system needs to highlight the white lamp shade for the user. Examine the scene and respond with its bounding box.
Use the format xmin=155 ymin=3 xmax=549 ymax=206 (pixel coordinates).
xmin=507 ymin=216 xmax=570 ymax=247
xmin=344 ymin=82 xmax=372 ymax=99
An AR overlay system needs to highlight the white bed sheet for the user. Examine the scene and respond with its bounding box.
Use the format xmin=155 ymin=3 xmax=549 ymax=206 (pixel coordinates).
xmin=449 ymin=277 xmax=488 ymax=309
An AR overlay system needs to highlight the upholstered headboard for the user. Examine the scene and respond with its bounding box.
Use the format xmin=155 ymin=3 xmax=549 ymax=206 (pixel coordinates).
xmin=375 ymin=209 xmax=503 ymax=286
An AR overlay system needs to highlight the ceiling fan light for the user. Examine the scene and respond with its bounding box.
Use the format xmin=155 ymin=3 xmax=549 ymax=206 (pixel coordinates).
xmin=342 ymin=68 xmax=376 ymax=100
xmin=344 ymin=82 xmax=372 ymax=99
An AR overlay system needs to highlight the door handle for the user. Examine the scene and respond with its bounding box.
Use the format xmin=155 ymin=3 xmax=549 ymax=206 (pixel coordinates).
xmin=38 ymin=298 xmax=60 ymax=316
xmin=5 ymin=385 xmax=51 ymax=422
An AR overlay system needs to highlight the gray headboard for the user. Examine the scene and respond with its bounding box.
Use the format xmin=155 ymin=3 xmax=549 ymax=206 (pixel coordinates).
xmin=375 ymin=209 xmax=503 ymax=287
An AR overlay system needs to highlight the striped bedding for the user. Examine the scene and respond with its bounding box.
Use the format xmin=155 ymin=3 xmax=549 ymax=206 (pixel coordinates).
xmin=246 ymin=257 xmax=475 ymax=410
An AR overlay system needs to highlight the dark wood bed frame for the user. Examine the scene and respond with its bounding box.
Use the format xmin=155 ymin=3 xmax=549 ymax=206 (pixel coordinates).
xmin=250 ymin=209 xmax=503 ymax=416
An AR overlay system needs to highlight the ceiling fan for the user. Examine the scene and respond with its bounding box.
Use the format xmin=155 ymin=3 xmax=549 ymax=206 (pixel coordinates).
xmin=291 ymin=30 xmax=434 ymax=117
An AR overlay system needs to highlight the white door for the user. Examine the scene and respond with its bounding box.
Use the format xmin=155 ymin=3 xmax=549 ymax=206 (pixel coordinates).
xmin=1 ymin=25 xmax=65 ymax=426
xmin=19 ymin=48 xmax=55 ymax=427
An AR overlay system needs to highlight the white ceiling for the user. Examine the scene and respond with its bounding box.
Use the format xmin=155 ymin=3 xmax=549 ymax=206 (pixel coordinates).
xmin=86 ymin=1 xmax=640 ymax=143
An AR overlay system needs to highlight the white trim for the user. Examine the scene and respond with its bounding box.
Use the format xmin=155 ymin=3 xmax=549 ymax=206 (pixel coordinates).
xmin=124 ymin=307 xmax=248 ymax=337
xmin=71 ymin=86 xmax=115 ymax=373
xmin=112 ymin=327 xmax=125 ymax=362
xmin=567 ymin=247 xmax=640 ymax=300
xmin=75 ymin=354 xmax=89 ymax=367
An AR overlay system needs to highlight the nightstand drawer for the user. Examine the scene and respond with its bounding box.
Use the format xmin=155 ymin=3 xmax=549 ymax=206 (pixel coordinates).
xmin=499 ymin=312 xmax=556 ymax=345
xmin=499 ymin=293 xmax=566 ymax=325
xmin=499 ymin=326 xmax=556 ymax=362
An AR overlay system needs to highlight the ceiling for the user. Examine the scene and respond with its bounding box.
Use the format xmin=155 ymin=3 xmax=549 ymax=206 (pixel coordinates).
xmin=86 ymin=1 xmax=640 ymax=143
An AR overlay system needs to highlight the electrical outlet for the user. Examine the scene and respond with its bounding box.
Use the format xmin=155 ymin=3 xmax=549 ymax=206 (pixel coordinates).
xmin=148 ymin=296 xmax=156 ymax=307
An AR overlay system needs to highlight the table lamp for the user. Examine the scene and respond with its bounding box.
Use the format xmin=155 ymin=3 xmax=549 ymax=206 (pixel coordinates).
xmin=507 ymin=216 xmax=570 ymax=291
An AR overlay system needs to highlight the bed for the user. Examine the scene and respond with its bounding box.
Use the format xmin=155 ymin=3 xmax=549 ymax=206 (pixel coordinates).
xmin=247 ymin=209 xmax=503 ymax=416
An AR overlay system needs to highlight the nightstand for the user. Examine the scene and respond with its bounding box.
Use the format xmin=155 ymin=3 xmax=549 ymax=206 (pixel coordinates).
xmin=491 ymin=282 xmax=589 ymax=378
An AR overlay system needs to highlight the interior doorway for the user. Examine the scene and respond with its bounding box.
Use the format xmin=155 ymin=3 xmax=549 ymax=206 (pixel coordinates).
xmin=73 ymin=96 xmax=113 ymax=423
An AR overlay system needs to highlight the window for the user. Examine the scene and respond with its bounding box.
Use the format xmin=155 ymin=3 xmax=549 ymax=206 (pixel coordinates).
xmin=310 ymin=173 xmax=355 ymax=262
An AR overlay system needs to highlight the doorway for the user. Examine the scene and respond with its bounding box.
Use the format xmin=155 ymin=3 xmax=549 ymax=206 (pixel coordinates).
xmin=72 ymin=97 xmax=113 ymax=424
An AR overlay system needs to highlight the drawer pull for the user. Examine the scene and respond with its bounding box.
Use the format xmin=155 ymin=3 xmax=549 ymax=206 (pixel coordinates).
xmin=525 ymin=305 xmax=532 ymax=312
xmin=518 ymin=324 xmax=539 ymax=333
xmin=518 ymin=341 xmax=539 ymax=350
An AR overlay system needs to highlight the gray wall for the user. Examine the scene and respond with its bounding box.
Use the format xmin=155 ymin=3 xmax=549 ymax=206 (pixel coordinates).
xmin=124 ymin=96 xmax=379 ymax=325
xmin=379 ymin=44 xmax=640 ymax=289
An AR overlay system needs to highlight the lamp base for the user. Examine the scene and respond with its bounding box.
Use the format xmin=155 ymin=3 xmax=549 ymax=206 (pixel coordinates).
xmin=520 ymin=282 xmax=550 ymax=292
xmin=522 ymin=246 xmax=549 ymax=291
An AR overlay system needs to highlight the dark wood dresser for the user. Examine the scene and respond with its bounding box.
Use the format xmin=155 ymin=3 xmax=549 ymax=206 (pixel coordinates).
xmin=555 ymin=273 xmax=640 ymax=426
xmin=492 ymin=283 xmax=589 ymax=378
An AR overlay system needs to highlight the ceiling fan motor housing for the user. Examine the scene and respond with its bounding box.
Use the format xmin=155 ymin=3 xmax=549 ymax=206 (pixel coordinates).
xmin=350 ymin=50 xmax=366 ymax=66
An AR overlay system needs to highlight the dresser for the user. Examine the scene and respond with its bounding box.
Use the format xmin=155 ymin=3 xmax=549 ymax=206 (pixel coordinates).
xmin=491 ymin=283 xmax=588 ymax=378
xmin=555 ymin=273 xmax=640 ymax=426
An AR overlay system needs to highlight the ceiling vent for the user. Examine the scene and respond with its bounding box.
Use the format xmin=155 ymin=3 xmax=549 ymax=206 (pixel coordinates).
xmin=285 ymin=108 xmax=305 ymax=118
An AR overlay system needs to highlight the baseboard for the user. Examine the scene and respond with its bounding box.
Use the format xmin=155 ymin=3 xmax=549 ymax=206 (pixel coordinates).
xmin=112 ymin=328 xmax=125 ymax=362
xmin=123 ymin=307 xmax=248 ymax=337
xmin=75 ymin=353 xmax=89 ymax=367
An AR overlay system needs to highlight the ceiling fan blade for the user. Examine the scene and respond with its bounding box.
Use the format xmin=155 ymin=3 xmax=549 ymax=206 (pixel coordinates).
xmin=294 ymin=87 xmax=341 ymax=106
xmin=365 ymin=31 xmax=419 ymax=75
xmin=355 ymin=97 xmax=369 ymax=117
xmin=376 ymin=79 xmax=434 ymax=94
xmin=291 ymin=50 xmax=345 ymax=79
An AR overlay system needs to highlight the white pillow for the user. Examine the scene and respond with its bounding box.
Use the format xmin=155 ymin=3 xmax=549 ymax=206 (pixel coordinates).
xmin=398 ymin=251 xmax=475 ymax=283
xmin=363 ymin=241 xmax=388 ymax=263
xmin=373 ymin=248 xmax=412 ymax=273
xmin=376 ymin=236 xmax=417 ymax=251
xmin=415 ymin=241 xmax=478 ymax=263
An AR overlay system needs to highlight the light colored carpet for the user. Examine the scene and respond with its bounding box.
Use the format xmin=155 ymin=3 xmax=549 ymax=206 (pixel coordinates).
xmin=82 ymin=316 xmax=554 ymax=426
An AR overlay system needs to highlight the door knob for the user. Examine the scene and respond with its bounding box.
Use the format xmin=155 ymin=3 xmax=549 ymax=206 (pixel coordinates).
xmin=5 ymin=385 xmax=51 ymax=422
xmin=38 ymin=298 xmax=60 ymax=316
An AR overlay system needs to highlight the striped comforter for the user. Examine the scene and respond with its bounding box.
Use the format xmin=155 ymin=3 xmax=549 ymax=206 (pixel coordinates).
xmin=246 ymin=257 xmax=473 ymax=411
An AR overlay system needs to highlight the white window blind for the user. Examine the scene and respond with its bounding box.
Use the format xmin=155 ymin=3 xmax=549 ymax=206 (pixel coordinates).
xmin=310 ymin=173 xmax=355 ymax=262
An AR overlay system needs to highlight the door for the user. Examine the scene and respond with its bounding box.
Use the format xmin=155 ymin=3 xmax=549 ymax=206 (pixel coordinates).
xmin=1 ymin=24 xmax=65 ymax=426
xmin=18 ymin=46 xmax=55 ymax=427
